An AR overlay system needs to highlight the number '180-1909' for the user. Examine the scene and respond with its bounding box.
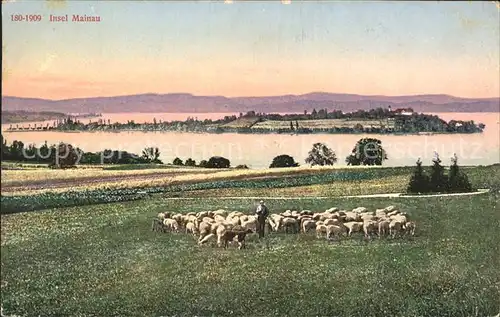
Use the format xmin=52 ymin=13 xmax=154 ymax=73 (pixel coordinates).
xmin=11 ymin=14 xmax=42 ymax=22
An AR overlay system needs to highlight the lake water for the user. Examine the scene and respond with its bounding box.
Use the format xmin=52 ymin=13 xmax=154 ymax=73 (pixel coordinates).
xmin=2 ymin=112 xmax=499 ymax=169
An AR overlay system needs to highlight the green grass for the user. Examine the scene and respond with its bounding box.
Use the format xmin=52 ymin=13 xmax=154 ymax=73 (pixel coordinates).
xmin=1 ymin=195 xmax=499 ymax=316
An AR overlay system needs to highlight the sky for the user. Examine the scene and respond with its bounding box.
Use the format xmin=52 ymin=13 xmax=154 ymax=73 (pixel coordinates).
xmin=2 ymin=0 xmax=499 ymax=100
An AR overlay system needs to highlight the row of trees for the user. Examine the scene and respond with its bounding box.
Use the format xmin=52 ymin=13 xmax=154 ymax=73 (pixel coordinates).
xmin=407 ymin=154 xmax=472 ymax=194
xmin=269 ymin=138 xmax=388 ymax=168
xmin=1 ymin=136 xmax=163 ymax=167
xmin=172 ymin=156 xmax=232 ymax=169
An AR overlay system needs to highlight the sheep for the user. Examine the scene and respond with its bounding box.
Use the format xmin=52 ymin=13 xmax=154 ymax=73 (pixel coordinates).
xmin=385 ymin=206 xmax=396 ymax=213
xmin=387 ymin=210 xmax=400 ymax=217
xmin=377 ymin=219 xmax=390 ymax=238
xmin=198 ymin=221 xmax=212 ymax=242
xmin=316 ymin=224 xmax=328 ymax=238
xmin=198 ymin=233 xmax=216 ymax=245
xmin=270 ymin=214 xmax=284 ymax=231
xmin=172 ymin=213 xmax=183 ymax=226
xmin=325 ymin=207 xmax=339 ymax=213
xmin=302 ymin=219 xmax=316 ymax=233
xmin=363 ymin=220 xmax=378 ymax=239
xmin=345 ymin=212 xmax=361 ymax=222
xmin=151 ymin=218 xmax=166 ymax=232
xmin=352 ymin=207 xmax=368 ymax=213
xmin=326 ymin=224 xmax=347 ymax=240
xmin=185 ymin=222 xmax=198 ymax=235
xmin=213 ymin=209 xmax=228 ymax=217
xmin=228 ymin=216 xmax=241 ymax=227
xmin=157 ymin=212 xmax=167 ymax=220
xmin=389 ymin=220 xmax=404 ymax=238
xmin=163 ymin=219 xmax=179 ymax=232
xmin=323 ymin=218 xmax=342 ymax=226
xmin=197 ymin=211 xmax=209 ymax=218
xmin=241 ymin=218 xmax=257 ymax=233
xmin=280 ymin=217 xmax=299 ymax=234
xmin=404 ymin=221 xmax=416 ymax=236
xmin=300 ymin=210 xmax=314 ymax=216
xmin=219 ymin=225 xmax=253 ymax=249
xmin=210 ymin=222 xmax=220 ymax=234
xmin=344 ymin=222 xmax=364 ymax=237
xmin=291 ymin=210 xmax=301 ymax=218
xmin=390 ymin=214 xmax=408 ymax=224
xmin=214 ymin=215 xmax=226 ymax=223
xmin=202 ymin=217 xmax=215 ymax=224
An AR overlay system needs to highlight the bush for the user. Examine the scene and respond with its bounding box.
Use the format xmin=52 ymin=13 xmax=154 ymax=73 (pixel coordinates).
xmin=206 ymin=156 xmax=230 ymax=168
xmin=270 ymin=154 xmax=299 ymax=168
xmin=235 ymin=164 xmax=249 ymax=169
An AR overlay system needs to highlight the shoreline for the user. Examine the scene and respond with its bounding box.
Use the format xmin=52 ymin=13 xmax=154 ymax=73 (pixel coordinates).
xmin=1 ymin=129 xmax=485 ymax=136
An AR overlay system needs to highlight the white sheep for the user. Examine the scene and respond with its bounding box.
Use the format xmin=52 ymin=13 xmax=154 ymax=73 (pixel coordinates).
xmin=377 ymin=219 xmax=390 ymax=237
xmin=302 ymin=219 xmax=316 ymax=233
xmin=389 ymin=220 xmax=404 ymax=238
xmin=404 ymin=221 xmax=416 ymax=236
xmin=345 ymin=211 xmax=361 ymax=222
xmin=326 ymin=224 xmax=346 ymax=240
xmin=163 ymin=219 xmax=179 ymax=232
xmin=185 ymin=222 xmax=198 ymax=235
xmin=241 ymin=218 xmax=257 ymax=233
xmin=280 ymin=217 xmax=299 ymax=233
xmin=344 ymin=222 xmax=364 ymax=237
xmin=316 ymin=224 xmax=328 ymax=238
xmin=363 ymin=220 xmax=377 ymax=239
xmin=198 ymin=233 xmax=216 ymax=245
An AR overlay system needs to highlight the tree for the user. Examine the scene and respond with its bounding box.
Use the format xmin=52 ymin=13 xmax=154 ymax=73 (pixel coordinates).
xmin=199 ymin=160 xmax=208 ymax=168
xmin=185 ymin=158 xmax=196 ymax=166
xmin=172 ymin=157 xmax=184 ymax=166
xmin=448 ymin=154 xmax=472 ymax=193
xmin=269 ymin=154 xmax=299 ymax=168
xmin=206 ymin=156 xmax=230 ymax=168
xmin=345 ymin=138 xmax=388 ymax=166
xmin=429 ymin=153 xmax=447 ymax=193
xmin=305 ymin=143 xmax=337 ymax=166
xmin=407 ymin=158 xmax=430 ymax=193
xmin=142 ymin=147 xmax=162 ymax=163
xmin=51 ymin=142 xmax=79 ymax=168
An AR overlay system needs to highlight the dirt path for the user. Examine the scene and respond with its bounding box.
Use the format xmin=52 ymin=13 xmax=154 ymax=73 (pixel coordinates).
xmin=159 ymin=189 xmax=491 ymax=200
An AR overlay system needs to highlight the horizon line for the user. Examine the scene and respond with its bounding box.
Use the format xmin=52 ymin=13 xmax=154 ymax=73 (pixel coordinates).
xmin=2 ymin=91 xmax=500 ymax=102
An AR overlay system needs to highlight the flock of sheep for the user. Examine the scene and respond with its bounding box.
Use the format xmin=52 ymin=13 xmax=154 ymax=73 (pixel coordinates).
xmin=152 ymin=205 xmax=417 ymax=249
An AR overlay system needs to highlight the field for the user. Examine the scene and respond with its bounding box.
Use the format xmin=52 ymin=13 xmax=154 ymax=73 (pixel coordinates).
xmin=1 ymin=194 xmax=499 ymax=317
xmin=1 ymin=164 xmax=499 ymax=316
xmin=252 ymin=118 xmax=394 ymax=130
xmin=221 ymin=117 xmax=261 ymax=128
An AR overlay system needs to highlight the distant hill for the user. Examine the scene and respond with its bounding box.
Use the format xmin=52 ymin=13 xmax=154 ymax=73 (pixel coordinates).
xmin=1 ymin=110 xmax=68 ymax=124
xmin=2 ymin=93 xmax=499 ymax=113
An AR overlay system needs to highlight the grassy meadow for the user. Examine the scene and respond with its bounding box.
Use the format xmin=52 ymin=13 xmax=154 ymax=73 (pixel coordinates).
xmin=1 ymin=164 xmax=499 ymax=316
xmin=1 ymin=195 xmax=499 ymax=316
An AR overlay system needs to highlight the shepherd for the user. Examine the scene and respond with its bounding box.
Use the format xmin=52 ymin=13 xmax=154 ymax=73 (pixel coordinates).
xmin=255 ymin=200 xmax=269 ymax=238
